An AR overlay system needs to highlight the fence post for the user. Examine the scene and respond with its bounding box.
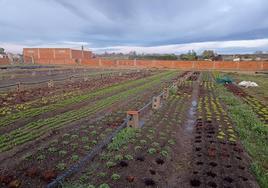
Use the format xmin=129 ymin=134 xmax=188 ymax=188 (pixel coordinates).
xmin=152 ymin=96 xmax=161 ymax=110
xmin=127 ymin=111 xmax=140 ymax=128
xmin=48 ymin=69 xmax=52 ymax=76
xmin=16 ymin=82 xmax=21 ymax=92
xmin=69 ymin=76 xmax=74 ymax=83
xmin=163 ymin=88 xmax=169 ymax=99
xmin=48 ymin=80 xmax=54 ymax=88
xmin=83 ymin=76 xmax=88 ymax=81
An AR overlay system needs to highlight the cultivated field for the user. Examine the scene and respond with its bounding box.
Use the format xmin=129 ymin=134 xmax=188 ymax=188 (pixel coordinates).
xmin=0 ymin=66 xmax=267 ymax=188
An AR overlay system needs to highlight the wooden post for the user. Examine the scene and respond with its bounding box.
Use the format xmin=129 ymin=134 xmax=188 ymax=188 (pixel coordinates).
xmin=69 ymin=76 xmax=74 ymax=83
xmin=163 ymin=87 xmax=169 ymax=99
xmin=98 ymin=59 xmax=102 ymax=67
xmin=31 ymin=55 xmax=35 ymax=64
xmin=152 ymin=96 xmax=161 ymax=110
xmin=16 ymin=82 xmax=21 ymax=92
xmin=48 ymin=80 xmax=54 ymax=88
xmin=127 ymin=111 xmax=140 ymax=128
xmin=53 ymin=49 xmax=56 ymax=59
xmin=83 ymin=76 xmax=88 ymax=81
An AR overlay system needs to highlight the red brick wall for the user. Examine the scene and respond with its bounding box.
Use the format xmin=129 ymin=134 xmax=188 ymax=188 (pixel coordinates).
xmin=55 ymin=48 xmax=71 ymax=59
xmin=0 ymin=58 xmax=9 ymax=65
xmin=83 ymin=51 xmax=93 ymax=59
xmin=22 ymin=48 xmax=268 ymax=71
xmin=214 ymin=61 xmax=238 ymax=70
xmin=23 ymin=48 xmax=92 ymax=64
xmin=81 ymin=59 xmax=268 ymax=71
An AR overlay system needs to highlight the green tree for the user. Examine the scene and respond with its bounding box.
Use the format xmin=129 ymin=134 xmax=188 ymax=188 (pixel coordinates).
xmin=202 ymin=50 xmax=215 ymax=60
xmin=180 ymin=50 xmax=197 ymax=61
xmin=0 ymin=48 xmax=5 ymax=54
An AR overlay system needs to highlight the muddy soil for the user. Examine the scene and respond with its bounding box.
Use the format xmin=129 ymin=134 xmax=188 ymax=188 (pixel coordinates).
xmin=0 ymin=74 xmax=176 ymax=188
xmin=0 ymin=71 xmax=153 ymax=108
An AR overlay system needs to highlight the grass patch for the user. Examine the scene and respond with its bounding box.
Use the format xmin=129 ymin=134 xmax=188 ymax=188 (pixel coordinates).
xmin=215 ymin=84 xmax=268 ymax=187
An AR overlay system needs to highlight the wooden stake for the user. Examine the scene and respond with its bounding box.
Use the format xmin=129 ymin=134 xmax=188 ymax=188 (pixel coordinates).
xmin=127 ymin=111 xmax=140 ymax=128
xmin=16 ymin=82 xmax=21 ymax=92
xmin=152 ymin=96 xmax=161 ymax=110
xmin=48 ymin=80 xmax=54 ymax=88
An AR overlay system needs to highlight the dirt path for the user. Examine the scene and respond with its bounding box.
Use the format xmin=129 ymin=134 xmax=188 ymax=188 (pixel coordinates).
xmin=166 ymin=72 xmax=202 ymax=187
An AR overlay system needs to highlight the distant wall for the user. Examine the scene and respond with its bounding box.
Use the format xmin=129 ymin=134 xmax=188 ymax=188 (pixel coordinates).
xmin=0 ymin=58 xmax=10 ymax=65
xmin=23 ymin=48 xmax=92 ymax=64
xmin=81 ymin=59 xmax=268 ymax=71
xmin=22 ymin=48 xmax=268 ymax=71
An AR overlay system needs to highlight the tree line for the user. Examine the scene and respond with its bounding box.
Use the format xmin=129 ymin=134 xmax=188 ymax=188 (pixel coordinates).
xmin=128 ymin=50 xmax=218 ymax=61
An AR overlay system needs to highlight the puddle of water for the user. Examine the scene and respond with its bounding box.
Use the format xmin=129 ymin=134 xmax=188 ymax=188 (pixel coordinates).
xmin=185 ymin=73 xmax=202 ymax=132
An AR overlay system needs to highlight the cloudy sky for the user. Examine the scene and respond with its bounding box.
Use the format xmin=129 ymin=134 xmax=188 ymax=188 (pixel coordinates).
xmin=0 ymin=0 xmax=268 ymax=54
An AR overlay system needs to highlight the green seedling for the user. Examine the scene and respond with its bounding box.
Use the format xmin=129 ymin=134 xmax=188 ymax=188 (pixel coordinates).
xmin=71 ymin=134 xmax=78 ymax=139
xmin=98 ymin=172 xmax=107 ymax=178
xmin=148 ymin=148 xmax=157 ymax=155
xmin=134 ymin=145 xmax=142 ymax=151
xmin=114 ymin=154 xmax=123 ymax=161
xmin=81 ymin=136 xmax=89 ymax=142
xmin=37 ymin=155 xmax=45 ymax=161
xmin=140 ymin=140 xmax=147 ymax=145
xmin=111 ymin=173 xmax=120 ymax=181
xmin=92 ymin=140 xmax=97 ymax=145
xmin=48 ymin=147 xmax=57 ymax=153
xmin=56 ymin=163 xmax=66 ymax=171
xmin=58 ymin=150 xmax=67 ymax=156
xmin=71 ymin=155 xmax=79 ymax=161
xmin=161 ymin=150 xmax=168 ymax=157
xmin=124 ymin=154 xmax=133 ymax=160
xmin=106 ymin=161 xmax=116 ymax=168
xmin=98 ymin=183 xmax=110 ymax=188
xmin=91 ymin=131 xmax=97 ymax=136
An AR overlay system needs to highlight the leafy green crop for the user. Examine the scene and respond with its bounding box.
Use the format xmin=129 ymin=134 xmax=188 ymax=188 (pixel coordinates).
xmin=215 ymin=84 xmax=268 ymax=188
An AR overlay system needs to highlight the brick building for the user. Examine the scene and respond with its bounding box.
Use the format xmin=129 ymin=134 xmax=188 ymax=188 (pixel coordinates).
xmin=23 ymin=48 xmax=92 ymax=64
xmin=0 ymin=52 xmax=9 ymax=65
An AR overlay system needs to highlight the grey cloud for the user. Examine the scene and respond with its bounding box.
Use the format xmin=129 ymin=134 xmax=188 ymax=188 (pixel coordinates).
xmin=0 ymin=0 xmax=268 ymax=53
